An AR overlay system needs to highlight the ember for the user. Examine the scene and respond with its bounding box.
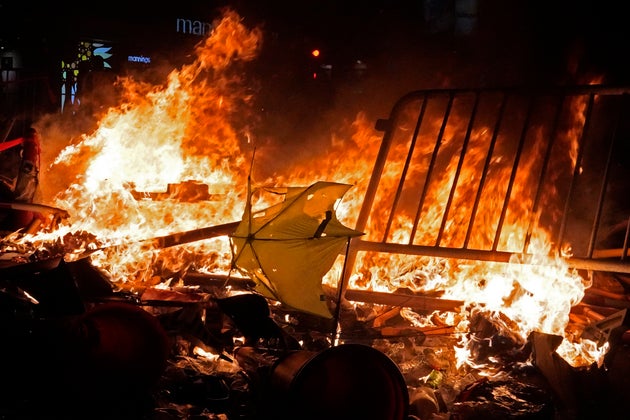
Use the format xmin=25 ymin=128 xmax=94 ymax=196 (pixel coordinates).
xmin=2 ymin=6 xmax=630 ymax=420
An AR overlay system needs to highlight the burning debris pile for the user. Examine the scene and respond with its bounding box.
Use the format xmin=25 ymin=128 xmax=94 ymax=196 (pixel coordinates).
xmin=2 ymin=243 xmax=629 ymax=419
xmin=0 ymin=255 xmax=412 ymax=419
xmin=2 ymin=7 xmax=630 ymax=420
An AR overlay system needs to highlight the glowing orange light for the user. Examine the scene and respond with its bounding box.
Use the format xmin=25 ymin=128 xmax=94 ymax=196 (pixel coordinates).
xmin=311 ymin=49 xmax=320 ymax=58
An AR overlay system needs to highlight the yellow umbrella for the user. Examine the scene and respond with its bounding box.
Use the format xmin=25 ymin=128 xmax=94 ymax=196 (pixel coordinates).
xmin=229 ymin=181 xmax=363 ymax=318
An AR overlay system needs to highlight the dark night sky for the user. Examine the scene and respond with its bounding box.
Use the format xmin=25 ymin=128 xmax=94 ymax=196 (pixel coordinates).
xmin=2 ymin=0 xmax=630 ymax=128
xmin=2 ymin=0 xmax=629 ymax=85
xmin=232 ymin=0 xmax=630 ymax=86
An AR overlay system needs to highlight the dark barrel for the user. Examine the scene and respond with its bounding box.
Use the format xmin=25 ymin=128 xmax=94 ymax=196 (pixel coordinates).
xmin=268 ymin=343 xmax=409 ymax=420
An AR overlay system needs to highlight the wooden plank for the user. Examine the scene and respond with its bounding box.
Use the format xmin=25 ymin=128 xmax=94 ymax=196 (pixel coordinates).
xmin=70 ymin=221 xmax=241 ymax=261
xmin=344 ymin=289 xmax=464 ymax=312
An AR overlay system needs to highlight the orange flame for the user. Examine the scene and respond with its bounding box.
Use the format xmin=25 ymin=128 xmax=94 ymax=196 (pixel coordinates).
xmin=42 ymin=10 xmax=265 ymax=289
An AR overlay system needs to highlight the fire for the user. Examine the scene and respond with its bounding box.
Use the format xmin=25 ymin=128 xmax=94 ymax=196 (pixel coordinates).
xmin=329 ymin=90 xmax=602 ymax=369
xmin=11 ymin=8 xmax=606 ymax=371
xmin=44 ymin=10 xmax=263 ymax=287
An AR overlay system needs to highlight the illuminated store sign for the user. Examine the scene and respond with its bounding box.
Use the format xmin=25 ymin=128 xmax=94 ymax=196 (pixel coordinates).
xmin=128 ymin=55 xmax=151 ymax=64
xmin=176 ymin=18 xmax=212 ymax=36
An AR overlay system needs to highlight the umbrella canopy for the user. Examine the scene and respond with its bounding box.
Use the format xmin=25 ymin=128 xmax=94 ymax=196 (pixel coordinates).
xmin=229 ymin=181 xmax=363 ymax=318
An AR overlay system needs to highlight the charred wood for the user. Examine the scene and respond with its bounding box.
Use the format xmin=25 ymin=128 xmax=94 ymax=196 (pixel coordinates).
xmin=344 ymin=288 xmax=464 ymax=312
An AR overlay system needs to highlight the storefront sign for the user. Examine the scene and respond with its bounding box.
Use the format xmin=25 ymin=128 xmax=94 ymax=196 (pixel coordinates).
xmin=176 ymin=18 xmax=212 ymax=36
xmin=128 ymin=55 xmax=151 ymax=64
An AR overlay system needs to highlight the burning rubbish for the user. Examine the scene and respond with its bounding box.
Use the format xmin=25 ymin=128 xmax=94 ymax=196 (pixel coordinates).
xmin=0 ymin=259 xmax=410 ymax=419
xmin=449 ymin=377 xmax=555 ymax=419
xmin=1 ymin=7 xmax=630 ymax=420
